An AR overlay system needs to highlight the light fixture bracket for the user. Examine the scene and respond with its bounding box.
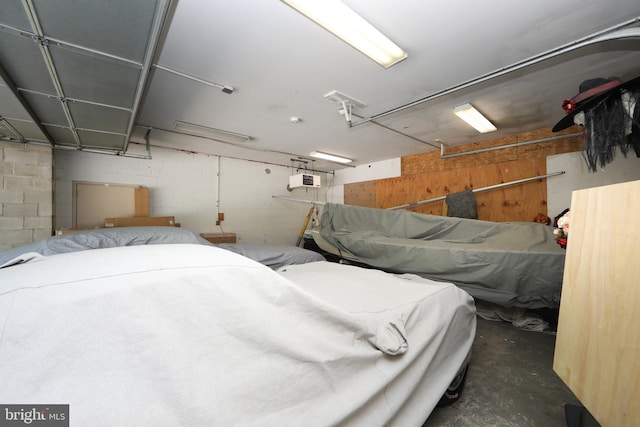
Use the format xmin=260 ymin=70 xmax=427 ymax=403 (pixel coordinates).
xmin=323 ymin=90 xmax=367 ymax=124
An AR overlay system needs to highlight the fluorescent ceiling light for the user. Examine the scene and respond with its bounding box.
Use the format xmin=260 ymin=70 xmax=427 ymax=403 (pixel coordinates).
xmin=453 ymin=103 xmax=497 ymax=133
xmin=173 ymin=121 xmax=251 ymax=143
xmin=281 ymin=0 xmax=407 ymax=68
xmin=310 ymin=151 xmax=353 ymax=164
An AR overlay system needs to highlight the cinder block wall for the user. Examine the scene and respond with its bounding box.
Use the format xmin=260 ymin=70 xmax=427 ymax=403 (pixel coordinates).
xmin=0 ymin=141 xmax=53 ymax=251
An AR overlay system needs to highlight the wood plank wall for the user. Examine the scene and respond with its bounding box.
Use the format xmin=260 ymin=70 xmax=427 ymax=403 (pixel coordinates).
xmin=344 ymin=127 xmax=583 ymax=222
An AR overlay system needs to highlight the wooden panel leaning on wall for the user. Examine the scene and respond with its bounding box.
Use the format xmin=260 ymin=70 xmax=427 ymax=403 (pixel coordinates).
xmin=553 ymin=180 xmax=640 ymax=427
xmin=344 ymin=127 xmax=583 ymax=223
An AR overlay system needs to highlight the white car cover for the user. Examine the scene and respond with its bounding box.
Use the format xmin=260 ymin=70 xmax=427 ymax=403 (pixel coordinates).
xmin=0 ymin=244 xmax=475 ymax=426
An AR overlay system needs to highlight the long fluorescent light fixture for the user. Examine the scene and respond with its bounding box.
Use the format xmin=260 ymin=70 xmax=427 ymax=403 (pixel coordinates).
xmin=453 ymin=103 xmax=497 ymax=133
xmin=173 ymin=121 xmax=251 ymax=143
xmin=310 ymin=151 xmax=353 ymax=164
xmin=281 ymin=0 xmax=407 ymax=68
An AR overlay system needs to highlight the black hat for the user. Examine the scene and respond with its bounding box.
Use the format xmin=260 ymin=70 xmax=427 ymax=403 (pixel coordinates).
xmin=552 ymin=76 xmax=640 ymax=132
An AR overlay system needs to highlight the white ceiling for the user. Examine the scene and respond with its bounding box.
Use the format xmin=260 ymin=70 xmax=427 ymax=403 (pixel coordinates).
xmin=2 ymin=1 xmax=640 ymax=172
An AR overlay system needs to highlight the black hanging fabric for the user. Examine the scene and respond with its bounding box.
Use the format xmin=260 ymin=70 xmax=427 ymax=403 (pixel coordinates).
xmin=631 ymin=98 xmax=640 ymax=157
xmin=445 ymin=190 xmax=478 ymax=219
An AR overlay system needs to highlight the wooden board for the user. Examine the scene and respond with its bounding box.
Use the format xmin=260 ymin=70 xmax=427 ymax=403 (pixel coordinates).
xmin=200 ymin=233 xmax=237 ymax=244
xmin=104 ymin=216 xmax=176 ymax=228
xmin=73 ymin=182 xmax=150 ymax=228
xmin=553 ymin=180 xmax=640 ymax=427
xmin=74 ymin=182 xmax=135 ymax=229
xmin=134 ymin=187 xmax=149 ymax=217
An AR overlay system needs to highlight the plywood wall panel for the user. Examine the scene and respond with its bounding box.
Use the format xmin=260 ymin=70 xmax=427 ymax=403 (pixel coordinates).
xmin=402 ymin=127 xmax=582 ymax=176
xmin=344 ymin=180 xmax=377 ymax=207
xmin=480 ymin=158 xmax=548 ymax=222
xmin=402 ymin=135 xmax=519 ymax=175
xmin=376 ymin=158 xmax=548 ymax=222
xmin=346 ymin=127 xmax=584 ymax=222
xmin=516 ymin=128 xmax=584 ymax=158
xmin=375 ymin=174 xmax=441 ymax=211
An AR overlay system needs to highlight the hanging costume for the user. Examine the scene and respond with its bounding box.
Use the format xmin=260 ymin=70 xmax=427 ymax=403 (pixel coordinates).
xmin=552 ymin=76 xmax=640 ymax=172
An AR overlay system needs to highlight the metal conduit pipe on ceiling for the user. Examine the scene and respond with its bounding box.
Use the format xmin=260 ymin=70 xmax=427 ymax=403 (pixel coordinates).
xmin=350 ymin=19 xmax=640 ymax=127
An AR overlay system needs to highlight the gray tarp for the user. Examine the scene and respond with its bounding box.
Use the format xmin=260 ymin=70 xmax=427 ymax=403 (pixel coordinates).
xmin=319 ymin=203 xmax=565 ymax=308
xmin=0 ymin=227 xmax=325 ymax=270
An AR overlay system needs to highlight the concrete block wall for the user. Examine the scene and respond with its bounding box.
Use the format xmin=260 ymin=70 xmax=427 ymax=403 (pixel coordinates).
xmin=0 ymin=141 xmax=53 ymax=251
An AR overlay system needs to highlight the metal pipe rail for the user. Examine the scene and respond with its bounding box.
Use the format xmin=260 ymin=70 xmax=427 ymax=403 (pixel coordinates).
xmin=272 ymin=195 xmax=326 ymax=205
xmin=387 ymin=171 xmax=566 ymax=210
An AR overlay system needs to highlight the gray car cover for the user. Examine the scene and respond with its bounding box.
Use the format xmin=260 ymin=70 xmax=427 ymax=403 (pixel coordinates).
xmin=319 ymin=203 xmax=565 ymax=308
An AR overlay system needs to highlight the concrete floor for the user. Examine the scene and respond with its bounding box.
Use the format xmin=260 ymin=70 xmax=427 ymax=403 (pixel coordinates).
xmin=424 ymin=315 xmax=581 ymax=427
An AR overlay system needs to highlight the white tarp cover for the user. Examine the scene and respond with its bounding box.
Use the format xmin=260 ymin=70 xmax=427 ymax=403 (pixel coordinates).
xmin=0 ymin=244 xmax=475 ymax=426
xmin=319 ymin=203 xmax=566 ymax=308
